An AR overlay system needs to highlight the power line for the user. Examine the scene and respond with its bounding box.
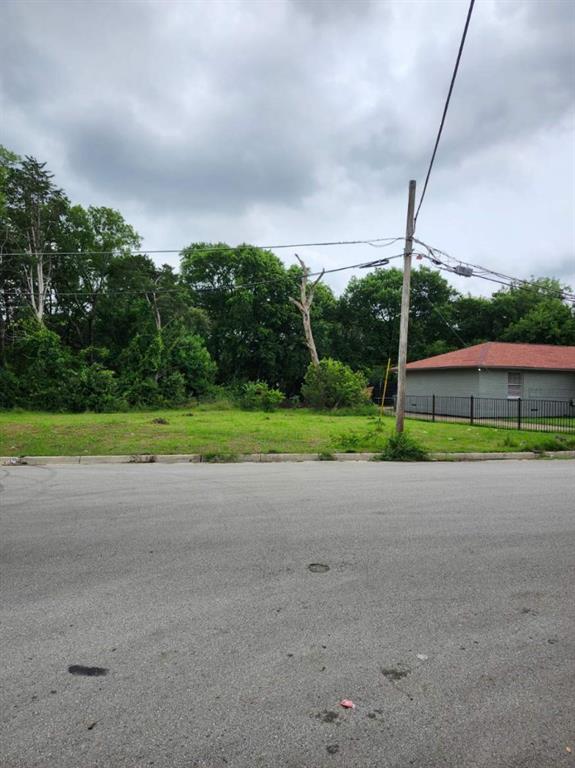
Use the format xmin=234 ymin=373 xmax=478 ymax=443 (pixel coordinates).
xmin=414 ymin=0 xmax=475 ymax=227
xmin=1 ymin=253 xmax=405 ymax=300
xmin=413 ymin=239 xmax=575 ymax=303
xmin=0 ymin=237 xmax=403 ymax=259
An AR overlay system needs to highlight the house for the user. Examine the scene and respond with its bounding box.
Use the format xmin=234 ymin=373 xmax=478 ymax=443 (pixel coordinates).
xmin=405 ymin=342 xmax=575 ymax=418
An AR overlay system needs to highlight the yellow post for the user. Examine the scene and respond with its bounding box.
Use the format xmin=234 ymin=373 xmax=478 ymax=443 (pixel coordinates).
xmin=381 ymin=357 xmax=391 ymax=415
xmin=379 ymin=358 xmax=392 ymax=420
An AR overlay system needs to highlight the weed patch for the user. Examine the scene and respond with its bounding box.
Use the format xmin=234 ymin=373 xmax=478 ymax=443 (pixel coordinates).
xmin=376 ymin=432 xmax=428 ymax=462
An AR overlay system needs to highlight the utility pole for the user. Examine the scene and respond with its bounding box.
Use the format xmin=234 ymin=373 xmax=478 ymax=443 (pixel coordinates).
xmin=395 ymin=179 xmax=417 ymax=434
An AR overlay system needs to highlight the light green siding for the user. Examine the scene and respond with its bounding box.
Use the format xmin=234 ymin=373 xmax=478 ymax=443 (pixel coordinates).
xmin=522 ymin=371 xmax=575 ymax=400
xmin=477 ymin=370 xmax=507 ymax=398
xmin=406 ymin=369 xmax=479 ymax=397
xmin=408 ymin=369 xmax=575 ymax=401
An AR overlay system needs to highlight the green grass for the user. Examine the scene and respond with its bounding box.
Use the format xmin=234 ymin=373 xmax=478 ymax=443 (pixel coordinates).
xmin=1 ymin=407 xmax=575 ymax=457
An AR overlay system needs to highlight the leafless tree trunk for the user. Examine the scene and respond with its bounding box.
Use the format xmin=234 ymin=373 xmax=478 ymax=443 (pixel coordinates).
xmin=289 ymin=254 xmax=324 ymax=368
xmin=146 ymin=281 xmax=162 ymax=332
xmin=145 ymin=282 xmax=164 ymax=384
xmin=22 ymin=214 xmax=53 ymax=325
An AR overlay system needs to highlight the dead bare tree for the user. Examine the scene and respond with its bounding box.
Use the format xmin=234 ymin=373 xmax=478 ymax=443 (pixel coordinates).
xmin=146 ymin=278 xmax=163 ymax=332
xmin=289 ymin=254 xmax=324 ymax=368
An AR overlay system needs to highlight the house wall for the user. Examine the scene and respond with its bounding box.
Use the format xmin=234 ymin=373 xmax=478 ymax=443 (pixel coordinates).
xmin=477 ymin=369 xmax=575 ymax=400
xmin=477 ymin=370 xmax=507 ymax=398
xmin=407 ymin=369 xmax=575 ymax=400
xmin=406 ymin=369 xmax=479 ymax=397
xmin=405 ymin=370 xmax=479 ymax=417
xmin=405 ymin=368 xmax=575 ymax=418
xmin=521 ymin=371 xmax=575 ymax=400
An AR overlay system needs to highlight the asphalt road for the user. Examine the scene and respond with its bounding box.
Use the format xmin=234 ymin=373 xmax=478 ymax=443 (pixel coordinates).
xmin=1 ymin=461 xmax=574 ymax=768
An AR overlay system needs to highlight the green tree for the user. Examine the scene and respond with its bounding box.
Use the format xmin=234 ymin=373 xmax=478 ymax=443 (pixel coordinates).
xmin=450 ymin=295 xmax=495 ymax=346
xmin=333 ymin=266 xmax=457 ymax=371
xmin=51 ymin=205 xmax=141 ymax=351
xmin=1 ymin=156 xmax=69 ymax=324
xmin=0 ymin=145 xmax=20 ymax=218
xmin=502 ymin=298 xmax=575 ymax=345
xmin=118 ymin=325 xmax=216 ymax=407
xmin=181 ymin=243 xmax=299 ymax=390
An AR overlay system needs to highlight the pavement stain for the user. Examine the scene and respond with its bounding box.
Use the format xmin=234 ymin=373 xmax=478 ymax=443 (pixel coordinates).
xmin=308 ymin=563 xmax=330 ymax=573
xmin=315 ymin=710 xmax=340 ymax=724
xmin=381 ymin=666 xmax=411 ymax=681
xmin=68 ymin=665 xmax=108 ymax=677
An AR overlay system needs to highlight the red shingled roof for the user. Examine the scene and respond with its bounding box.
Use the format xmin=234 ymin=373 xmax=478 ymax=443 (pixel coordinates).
xmin=406 ymin=342 xmax=575 ymax=372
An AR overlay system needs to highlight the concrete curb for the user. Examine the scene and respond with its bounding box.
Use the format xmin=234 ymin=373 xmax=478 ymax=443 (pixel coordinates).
xmin=2 ymin=450 xmax=575 ymax=466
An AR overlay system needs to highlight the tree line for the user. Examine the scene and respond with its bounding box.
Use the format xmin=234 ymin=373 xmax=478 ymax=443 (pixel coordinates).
xmin=1 ymin=148 xmax=574 ymax=411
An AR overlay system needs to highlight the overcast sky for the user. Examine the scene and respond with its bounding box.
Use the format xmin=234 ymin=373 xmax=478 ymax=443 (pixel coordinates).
xmin=1 ymin=0 xmax=574 ymax=295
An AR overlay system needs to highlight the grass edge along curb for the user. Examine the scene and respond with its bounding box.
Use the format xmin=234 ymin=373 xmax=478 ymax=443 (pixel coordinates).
xmin=3 ymin=451 xmax=575 ymax=466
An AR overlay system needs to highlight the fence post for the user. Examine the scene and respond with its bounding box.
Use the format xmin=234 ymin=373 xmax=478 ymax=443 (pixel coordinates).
xmin=517 ymin=398 xmax=522 ymax=431
xmin=432 ymin=394 xmax=436 ymax=422
xmin=470 ymin=395 xmax=474 ymax=426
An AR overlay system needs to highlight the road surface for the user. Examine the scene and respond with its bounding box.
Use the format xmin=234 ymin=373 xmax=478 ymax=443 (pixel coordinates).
xmin=1 ymin=461 xmax=574 ymax=767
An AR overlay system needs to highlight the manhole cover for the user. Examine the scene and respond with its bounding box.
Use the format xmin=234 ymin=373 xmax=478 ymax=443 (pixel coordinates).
xmin=308 ymin=563 xmax=330 ymax=573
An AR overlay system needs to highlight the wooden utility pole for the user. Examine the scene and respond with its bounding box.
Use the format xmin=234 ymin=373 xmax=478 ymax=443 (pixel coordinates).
xmin=395 ymin=179 xmax=417 ymax=434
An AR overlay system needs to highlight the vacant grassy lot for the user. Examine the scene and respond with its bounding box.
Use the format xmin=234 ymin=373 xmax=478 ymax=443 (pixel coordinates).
xmin=2 ymin=407 xmax=575 ymax=457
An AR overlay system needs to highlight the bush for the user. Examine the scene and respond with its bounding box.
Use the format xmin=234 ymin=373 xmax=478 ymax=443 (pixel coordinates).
xmin=159 ymin=371 xmax=187 ymax=405
xmin=301 ymin=359 xmax=368 ymax=410
xmin=199 ymin=384 xmax=234 ymax=408
xmin=168 ymin=332 xmax=217 ymax=397
xmin=0 ymin=368 xmax=21 ymax=409
xmin=13 ymin=323 xmax=75 ymax=411
xmin=122 ymin=377 xmax=164 ymax=408
xmin=377 ymin=431 xmax=428 ymax=461
xmin=67 ymin=363 xmax=126 ymax=413
xmin=236 ymin=380 xmax=285 ymax=412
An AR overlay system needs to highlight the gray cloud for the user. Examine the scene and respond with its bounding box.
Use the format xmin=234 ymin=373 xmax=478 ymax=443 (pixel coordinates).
xmin=0 ymin=0 xmax=573 ymax=295
xmin=289 ymin=0 xmax=378 ymax=24
xmin=63 ymin=114 xmax=314 ymax=213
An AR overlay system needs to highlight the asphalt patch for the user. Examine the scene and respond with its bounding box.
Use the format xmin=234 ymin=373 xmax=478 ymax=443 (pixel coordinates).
xmin=68 ymin=665 xmax=108 ymax=677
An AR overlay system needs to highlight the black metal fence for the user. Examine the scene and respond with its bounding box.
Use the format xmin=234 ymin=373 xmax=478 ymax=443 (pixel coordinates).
xmin=399 ymin=395 xmax=575 ymax=433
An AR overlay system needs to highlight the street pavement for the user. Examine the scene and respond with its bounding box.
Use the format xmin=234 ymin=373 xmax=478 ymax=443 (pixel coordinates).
xmin=1 ymin=460 xmax=574 ymax=768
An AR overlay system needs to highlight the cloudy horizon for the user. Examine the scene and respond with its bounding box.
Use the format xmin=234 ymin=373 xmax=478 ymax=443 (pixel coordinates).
xmin=1 ymin=0 xmax=574 ymax=296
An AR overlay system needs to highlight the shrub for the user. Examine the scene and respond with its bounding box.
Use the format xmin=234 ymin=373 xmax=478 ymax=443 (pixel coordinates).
xmin=0 ymin=368 xmax=21 ymax=409
xmin=122 ymin=378 xmax=164 ymax=408
xmin=168 ymin=332 xmax=217 ymax=397
xmin=159 ymin=371 xmax=187 ymax=405
xmin=301 ymin=359 xmax=368 ymax=410
xmin=236 ymin=381 xmax=285 ymax=412
xmin=67 ymin=363 xmax=126 ymax=413
xmin=377 ymin=431 xmax=428 ymax=461
xmin=199 ymin=384 xmax=234 ymax=408
xmin=13 ymin=323 xmax=75 ymax=411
